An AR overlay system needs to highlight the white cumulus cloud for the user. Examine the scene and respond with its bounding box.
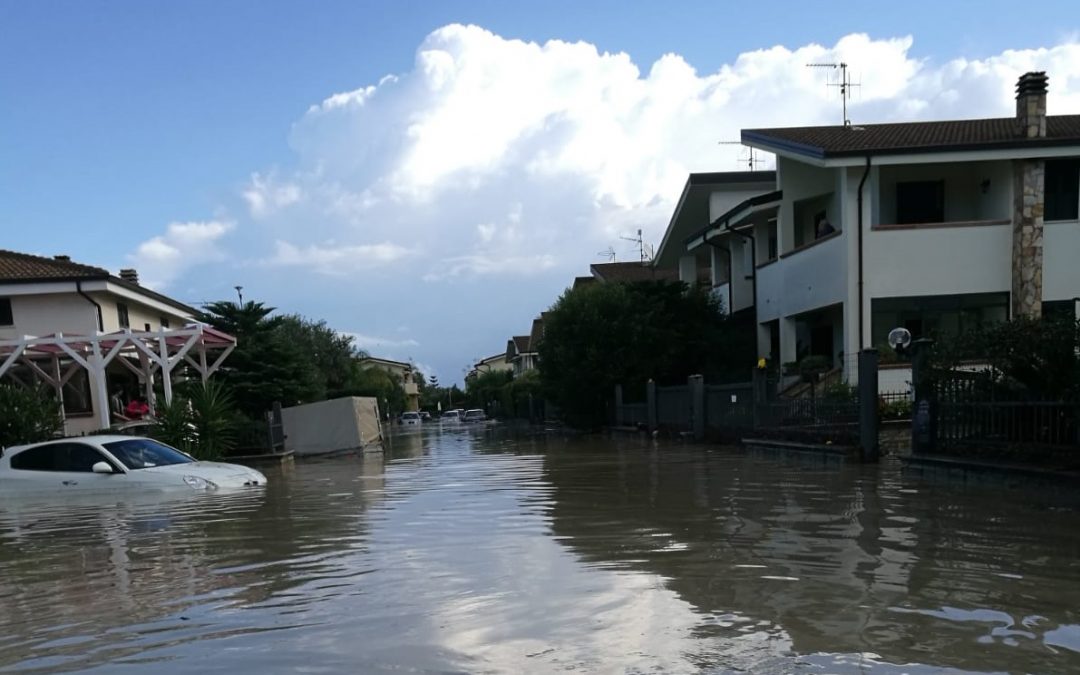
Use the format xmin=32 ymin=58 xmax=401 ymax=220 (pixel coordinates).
xmin=265 ymin=240 xmax=416 ymax=275
xmin=129 ymin=220 xmax=234 ymax=289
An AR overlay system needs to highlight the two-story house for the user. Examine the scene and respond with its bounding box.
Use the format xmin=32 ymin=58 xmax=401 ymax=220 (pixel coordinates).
xmin=664 ymin=72 xmax=1079 ymax=384
xmin=0 ymin=249 xmax=235 ymax=435
xmin=358 ymin=356 xmax=421 ymax=411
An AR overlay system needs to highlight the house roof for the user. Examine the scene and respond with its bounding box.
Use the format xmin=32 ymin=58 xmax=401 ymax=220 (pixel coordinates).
xmin=654 ymin=171 xmax=776 ymax=268
xmin=590 ymin=262 xmax=678 ymax=283
xmin=0 ymin=249 xmax=109 ymax=282
xmin=0 ymin=249 xmax=197 ymax=315
xmin=512 ymin=335 xmax=531 ymax=354
xmin=359 ymin=356 xmax=412 ymax=371
xmin=742 ymin=115 xmax=1080 ymax=160
xmin=529 ymin=315 xmax=548 ymax=351
xmin=572 ymin=276 xmax=596 ymax=290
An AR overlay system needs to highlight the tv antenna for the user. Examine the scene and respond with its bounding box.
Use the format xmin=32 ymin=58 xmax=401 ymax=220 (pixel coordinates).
xmin=597 ymin=246 xmax=616 ymax=262
xmin=718 ymin=141 xmax=765 ymax=171
xmin=619 ymin=228 xmax=652 ymax=263
xmin=806 ymin=61 xmax=859 ymax=126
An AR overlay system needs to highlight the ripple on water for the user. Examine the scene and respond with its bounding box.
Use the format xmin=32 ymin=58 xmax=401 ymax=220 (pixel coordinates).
xmin=1 ymin=432 xmax=1079 ymax=673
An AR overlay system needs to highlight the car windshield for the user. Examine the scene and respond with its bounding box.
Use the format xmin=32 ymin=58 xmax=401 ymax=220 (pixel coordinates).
xmin=103 ymin=438 xmax=194 ymax=470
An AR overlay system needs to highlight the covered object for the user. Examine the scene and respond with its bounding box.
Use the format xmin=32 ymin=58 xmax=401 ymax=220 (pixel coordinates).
xmin=281 ymin=396 xmax=384 ymax=456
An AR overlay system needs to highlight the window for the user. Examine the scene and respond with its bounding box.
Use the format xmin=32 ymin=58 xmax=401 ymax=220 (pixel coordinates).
xmin=0 ymin=297 xmax=11 ymax=326
xmin=10 ymin=443 xmax=113 ymax=472
xmin=896 ymin=180 xmax=945 ymax=224
xmin=62 ymin=369 xmax=93 ymax=415
xmin=160 ymin=316 xmax=170 ymax=329
xmin=103 ymin=438 xmax=192 ymax=470
xmin=1046 ymin=159 xmax=1080 ymax=221
xmin=117 ymin=302 xmax=130 ymax=329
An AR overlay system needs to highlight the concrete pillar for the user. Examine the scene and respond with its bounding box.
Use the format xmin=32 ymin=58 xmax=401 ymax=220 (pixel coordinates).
xmin=689 ymin=374 xmax=705 ymax=441
xmin=646 ymin=379 xmax=657 ymax=431
xmin=678 ymin=255 xmax=697 ymax=288
xmin=779 ymin=316 xmax=798 ymax=371
xmin=858 ymin=349 xmax=879 ymax=463
xmin=89 ymin=344 xmax=110 ymax=430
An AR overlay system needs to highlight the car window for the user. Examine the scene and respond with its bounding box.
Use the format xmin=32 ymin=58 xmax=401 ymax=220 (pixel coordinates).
xmin=10 ymin=443 xmax=113 ymax=472
xmin=104 ymin=438 xmax=193 ymax=470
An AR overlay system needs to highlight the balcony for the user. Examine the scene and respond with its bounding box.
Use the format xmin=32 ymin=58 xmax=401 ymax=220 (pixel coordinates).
xmin=757 ymin=230 xmax=847 ymax=322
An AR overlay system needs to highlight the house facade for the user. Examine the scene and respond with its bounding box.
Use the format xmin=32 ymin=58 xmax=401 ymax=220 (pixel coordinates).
xmin=665 ymin=72 xmax=1080 ymax=382
xmin=0 ymin=250 xmax=234 ymax=435
xmin=358 ymin=356 xmax=421 ymax=411
xmin=465 ymin=352 xmax=512 ymax=385
xmin=505 ymin=335 xmax=535 ymax=377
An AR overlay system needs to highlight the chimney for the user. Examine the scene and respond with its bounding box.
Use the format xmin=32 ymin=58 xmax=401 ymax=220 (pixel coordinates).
xmin=119 ymin=268 xmax=139 ymax=285
xmin=53 ymin=254 xmax=71 ymax=262
xmin=1015 ymin=71 xmax=1048 ymax=138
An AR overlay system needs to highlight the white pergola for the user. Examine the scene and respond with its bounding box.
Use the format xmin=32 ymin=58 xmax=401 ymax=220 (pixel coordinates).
xmin=0 ymin=324 xmax=237 ymax=430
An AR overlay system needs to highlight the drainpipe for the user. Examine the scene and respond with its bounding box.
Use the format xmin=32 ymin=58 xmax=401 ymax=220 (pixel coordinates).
xmin=856 ymin=156 xmax=872 ymax=350
xmin=76 ymin=280 xmax=104 ymax=332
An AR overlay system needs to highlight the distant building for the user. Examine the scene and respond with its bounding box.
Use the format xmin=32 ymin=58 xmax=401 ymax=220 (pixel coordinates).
xmin=358 ymin=356 xmax=420 ymax=411
xmin=465 ymin=352 xmax=511 ymax=385
xmin=505 ymin=335 xmax=535 ymax=378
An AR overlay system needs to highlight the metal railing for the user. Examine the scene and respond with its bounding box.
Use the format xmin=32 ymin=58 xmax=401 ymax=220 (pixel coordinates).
xmin=938 ymin=401 xmax=1080 ymax=449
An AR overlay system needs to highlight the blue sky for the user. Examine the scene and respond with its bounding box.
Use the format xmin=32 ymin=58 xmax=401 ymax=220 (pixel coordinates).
xmin=2 ymin=1 xmax=1079 ymax=382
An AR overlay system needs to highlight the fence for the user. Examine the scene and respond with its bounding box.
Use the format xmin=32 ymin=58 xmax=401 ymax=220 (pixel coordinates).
xmin=754 ymin=398 xmax=860 ymax=445
xmin=705 ymin=383 xmax=754 ymax=434
xmin=937 ymin=401 xmax=1080 ymax=452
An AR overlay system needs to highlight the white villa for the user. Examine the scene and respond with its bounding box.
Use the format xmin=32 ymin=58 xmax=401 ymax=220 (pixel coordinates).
xmin=657 ymin=71 xmax=1080 ymax=383
xmin=0 ymin=250 xmax=236 ymax=435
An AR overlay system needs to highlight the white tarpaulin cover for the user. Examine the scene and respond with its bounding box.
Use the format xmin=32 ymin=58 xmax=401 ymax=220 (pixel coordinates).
xmin=281 ymin=396 xmax=384 ymax=456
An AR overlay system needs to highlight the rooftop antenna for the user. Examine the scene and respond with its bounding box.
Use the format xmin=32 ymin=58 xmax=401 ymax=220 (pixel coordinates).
xmin=619 ymin=228 xmax=650 ymax=263
xmin=718 ymin=141 xmax=765 ymax=171
xmin=806 ymin=61 xmax=859 ymax=126
xmin=597 ymin=246 xmax=616 ymax=262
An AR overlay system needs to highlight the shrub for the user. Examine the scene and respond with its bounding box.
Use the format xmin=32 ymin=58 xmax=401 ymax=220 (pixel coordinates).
xmin=152 ymin=381 xmax=237 ymax=460
xmin=0 ymin=384 xmax=64 ymax=448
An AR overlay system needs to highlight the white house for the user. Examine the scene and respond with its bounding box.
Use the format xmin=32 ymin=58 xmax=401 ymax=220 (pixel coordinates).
xmin=0 ymin=250 xmax=236 ymax=435
xmin=505 ymin=335 xmax=536 ymax=377
xmin=665 ymin=71 xmax=1080 ymax=383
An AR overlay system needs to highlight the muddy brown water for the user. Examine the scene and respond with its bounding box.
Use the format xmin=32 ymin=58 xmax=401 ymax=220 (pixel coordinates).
xmin=1 ymin=427 xmax=1079 ymax=673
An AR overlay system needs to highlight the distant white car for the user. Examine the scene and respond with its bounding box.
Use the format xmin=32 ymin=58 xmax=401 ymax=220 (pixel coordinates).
xmin=440 ymin=410 xmax=462 ymax=423
xmin=0 ymin=435 xmax=266 ymax=492
xmin=462 ymin=409 xmax=488 ymax=423
xmin=400 ymin=411 xmax=422 ymax=426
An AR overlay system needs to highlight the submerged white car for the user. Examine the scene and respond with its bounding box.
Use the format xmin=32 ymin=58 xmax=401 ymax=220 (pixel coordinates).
xmin=0 ymin=435 xmax=266 ymax=492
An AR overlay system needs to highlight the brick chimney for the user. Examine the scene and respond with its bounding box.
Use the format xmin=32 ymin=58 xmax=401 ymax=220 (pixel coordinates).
xmin=1011 ymin=71 xmax=1049 ymax=318
xmin=119 ymin=268 xmax=140 ymax=285
xmin=1015 ymin=71 xmax=1048 ymax=138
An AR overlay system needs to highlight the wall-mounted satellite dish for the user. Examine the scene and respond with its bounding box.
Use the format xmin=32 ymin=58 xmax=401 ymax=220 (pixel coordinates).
xmin=887 ymin=327 xmax=912 ymax=352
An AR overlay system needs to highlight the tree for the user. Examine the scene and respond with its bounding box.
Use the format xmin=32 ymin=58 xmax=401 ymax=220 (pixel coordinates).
xmin=538 ymin=280 xmax=754 ymax=428
xmin=0 ymin=384 xmax=63 ymax=448
xmin=466 ymin=369 xmax=513 ymax=414
xmin=196 ymin=301 xmax=321 ymax=418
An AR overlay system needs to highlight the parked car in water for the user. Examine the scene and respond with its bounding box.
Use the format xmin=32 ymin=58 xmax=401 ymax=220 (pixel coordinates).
xmin=419 ymin=411 xmax=432 ymax=422
xmin=400 ymin=411 xmax=422 ymax=426
xmin=0 ymin=436 xmax=266 ymax=492
xmin=440 ymin=410 xmax=462 ymax=423
xmin=462 ymin=409 xmax=488 ymax=423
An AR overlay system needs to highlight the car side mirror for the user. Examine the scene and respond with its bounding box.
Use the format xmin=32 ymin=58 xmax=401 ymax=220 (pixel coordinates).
xmin=92 ymin=462 xmax=115 ymax=474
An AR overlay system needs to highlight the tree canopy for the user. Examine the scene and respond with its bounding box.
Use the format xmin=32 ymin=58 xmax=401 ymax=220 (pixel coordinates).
xmin=538 ymin=280 xmax=754 ymax=428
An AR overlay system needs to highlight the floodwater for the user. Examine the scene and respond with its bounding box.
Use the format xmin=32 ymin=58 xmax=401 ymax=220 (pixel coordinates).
xmin=2 ymin=428 xmax=1080 ymax=674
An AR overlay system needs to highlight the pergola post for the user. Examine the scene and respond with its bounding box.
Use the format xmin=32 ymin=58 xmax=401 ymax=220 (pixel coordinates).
xmin=158 ymin=335 xmax=173 ymax=404
xmin=90 ymin=340 xmax=111 ymax=430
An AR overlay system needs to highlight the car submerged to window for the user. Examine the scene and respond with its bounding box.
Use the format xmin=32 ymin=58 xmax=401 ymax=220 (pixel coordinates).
xmin=462 ymin=409 xmax=488 ymax=423
xmin=0 ymin=436 xmax=267 ymax=493
xmin=400 ymin=411 xmax=422 ymax=426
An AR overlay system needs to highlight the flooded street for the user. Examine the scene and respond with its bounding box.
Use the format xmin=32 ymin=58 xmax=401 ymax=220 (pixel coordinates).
xmin=2 ymin=428 xmax=1080 ymax=673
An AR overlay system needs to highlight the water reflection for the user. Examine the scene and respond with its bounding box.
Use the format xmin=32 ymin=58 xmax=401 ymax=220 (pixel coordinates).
xmin=542 ymin=441 xmax=1080 ymax=672
xmin=0 ymin=428 xmax=1077 ymax=673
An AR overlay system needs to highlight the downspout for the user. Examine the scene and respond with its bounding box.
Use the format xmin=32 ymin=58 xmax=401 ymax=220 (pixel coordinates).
xmin=76 ymin=280 xmax=104 ymax=332
xmin=856 ymin=156 xmax=872 ymax=350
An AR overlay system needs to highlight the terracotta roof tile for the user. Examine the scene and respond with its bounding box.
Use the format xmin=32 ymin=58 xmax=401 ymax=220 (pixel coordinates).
xmin=0 ymin=249 xmax=108 ymax=282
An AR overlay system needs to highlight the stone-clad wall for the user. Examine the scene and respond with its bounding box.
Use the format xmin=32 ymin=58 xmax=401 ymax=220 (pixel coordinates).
xmin=1012 ymin=159 xmax=1045 ymax=318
